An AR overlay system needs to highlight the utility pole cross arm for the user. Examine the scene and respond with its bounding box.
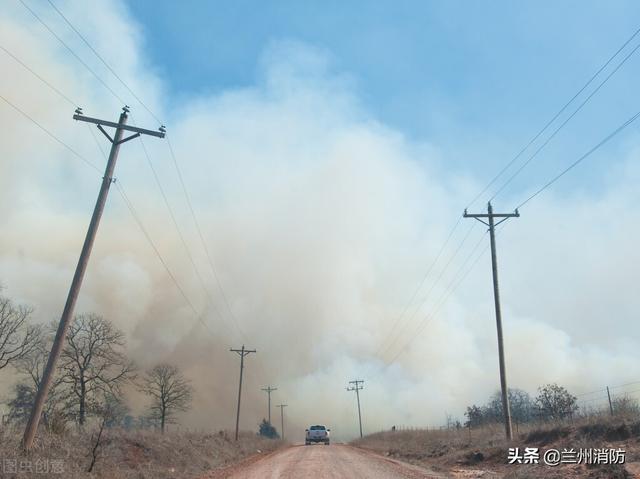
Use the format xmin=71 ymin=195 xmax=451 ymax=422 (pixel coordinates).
xmin=73 ymin=112 xmax=165 ymax=138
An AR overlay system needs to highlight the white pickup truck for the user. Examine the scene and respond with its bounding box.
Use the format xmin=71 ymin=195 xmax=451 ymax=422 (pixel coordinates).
xmin=305 ymin=424 xmax=330 ymax=445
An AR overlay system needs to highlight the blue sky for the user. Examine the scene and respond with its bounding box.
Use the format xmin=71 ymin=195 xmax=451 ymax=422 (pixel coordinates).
xmin=124 ymin=0 xmax=640 ymax=205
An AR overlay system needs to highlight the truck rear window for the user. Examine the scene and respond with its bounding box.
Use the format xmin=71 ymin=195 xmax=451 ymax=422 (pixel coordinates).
xmin=310 ymin=425 xmax=326 ymax=430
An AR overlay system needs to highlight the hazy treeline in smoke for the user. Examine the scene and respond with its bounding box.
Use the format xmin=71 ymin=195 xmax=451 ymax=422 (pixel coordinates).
xmin=0 ymin=290 xmax=194 ymax=434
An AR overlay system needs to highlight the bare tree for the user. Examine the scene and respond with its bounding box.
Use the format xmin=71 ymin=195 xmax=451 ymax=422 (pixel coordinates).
xmin=0 ymin=295 xmax=40 ymax=370
xmin=58 ymin=313 xmax=135 ymax=425
xmin=140 ymin=363 xmax=193 ymax=433
xmin=13 ymin=327 xmax=72 ymax=430
xmin=87 ymin=392 xmax=125 ymax=473
xmin=15 ymin=326 xmax=51 ymax=388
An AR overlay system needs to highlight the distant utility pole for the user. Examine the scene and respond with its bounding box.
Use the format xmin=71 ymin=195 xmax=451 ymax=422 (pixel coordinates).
xmin=276 ymin=403 xmax=287 ymax=440
xmin=607 ymin=386 xmax=614 ymax=416
xmin=261 ymin=386 xmax=277 ymax=424
xmin=230 ymin=345 xmax=256 ymax=441
xmin=347 ymin=380 xmax=364 ymax=438
xmin=464 ymin=201 xmax=519 ymax=441
xmin=22 ymin=106 xmax=165 ymax=450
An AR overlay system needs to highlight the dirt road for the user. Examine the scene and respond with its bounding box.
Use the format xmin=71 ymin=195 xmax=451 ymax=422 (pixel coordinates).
xmin=203 ymin=444 xmax=446 ymax=479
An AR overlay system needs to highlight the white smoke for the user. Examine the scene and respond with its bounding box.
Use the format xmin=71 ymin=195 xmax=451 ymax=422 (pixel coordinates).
xmin=0 ymin=0 xmax=639 ymax=442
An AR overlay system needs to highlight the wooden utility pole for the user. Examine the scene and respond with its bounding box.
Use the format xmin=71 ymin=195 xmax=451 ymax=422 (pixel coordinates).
xmin=22 ymin=106 xmax=164 ymax=450
xmin=607 ymin=386 xmax=614 ymax=416
xmin=347 ymin=379 xmax=364 ymax=438
xmin=261 ymin=386 xmax=277 ymax=424
xmin=464 ymin=202 xmax=519 ymax=440
xmin=276 ymin=403 xmax=287 ymax=440
xmin=230 ymin=345 xmax=256 ymax=441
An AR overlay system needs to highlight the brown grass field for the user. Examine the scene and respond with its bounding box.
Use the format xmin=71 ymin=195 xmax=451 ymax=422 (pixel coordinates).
xmin=352 ymin=414 xmax=640 ymax=478
xmin=0 ymin=426 xmax=284 ymax=478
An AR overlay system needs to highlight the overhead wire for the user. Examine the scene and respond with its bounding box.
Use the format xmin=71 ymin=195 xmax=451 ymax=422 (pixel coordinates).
xmin=0 ymin=40 xmax=225 ymax=342
xmin=386 ymin=236 xmax=490 ymax=367
xmin=374 ymin=26 xmax=640 ymax=369
xmin=19 ymin=0 xmax=637 ymax=390
xmin=0 ymin=44 xmax=77 ymax=108
xmin=0 ymin=92 xmax=100 ymax=173
xmin=378 ymin=221 xmax=478 ymax=360
xmin=372 ymin=25 xmax=640 ymax=376
xmin=373 ymin=216 xmax=463 ymax=358
xmin=515 ymin=109 xmax=640 ymax=209
xmin=45 ymin=0 xmax=162 ymax=125
xmin=371 ymin=230 xmax=491 ymax=379
xmin=19 ymin=0 xmax=479 ymax=378
xmin=17 ymin=0 xmax=126 ymax=106
xmin=26 ymin=0 xmax=253 ymax=350
xmin=466 ymin=25 xmax=640 ymax=209
xmin=42 ymin=0 xmax=251 ymax=345
xmin=165 ymin=138 xmax=251 ymax=343
xmin=490 ymin=39 xmax=640 ymax=202
xmin=133 ymin=130 xmax=241 ymax=343
xmin=86 ymin=121 xmax=226 ymax=340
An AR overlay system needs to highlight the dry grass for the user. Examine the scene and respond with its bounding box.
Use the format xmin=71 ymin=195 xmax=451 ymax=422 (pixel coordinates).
xmin=0 ymin=426 xmax=284 ymax=478
xmin=352 ymin=414 xmax=640 ymax=478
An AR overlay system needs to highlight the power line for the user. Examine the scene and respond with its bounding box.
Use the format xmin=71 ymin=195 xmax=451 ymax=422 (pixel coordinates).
xmin=114 ymin=182 xmax=218 ymax=334
xmin=45 ymin=0 xmax=162 ymax=124
xmin=17 ymin=0 xmax=125 ymax=106
xmin=1 ymin=40 xmax=229 ymax=342
xmin=3 ymin=40 xmax=270 ymax=389
xmin=371 ymin=221 xmax=509 ymax=381
xmin=368 ymin=230 xmax=490 ymax=382
xmin=86 ymin=127 xmax=223 ymax=339
xmin=24 ymin=0 xmax=472 ymax=380
xmin=35 ymin=0 xmax=251 ymax=344
xmin=1 ymin=89 xmax=202 ymax=327
xmin=13 ymin=4 xmax=249 ymax=346
xmin=467 ymin=25 xmax=640 ymax=208
xmin=378 ymin=221 xmax=477 ymax=360
xmin=575 ymin=380 xmax=640 ymax=397
xmin=86 ymin=127 xmax=236 ymax=350
xmin=0 ymin=44 xmax=77 ymax=108
xmin=83 ymin=127 xmax=199 ymax=312
xmin=166 ymin=137 xmax=249 ymax=343
xmin=0 ymin=92 xmax=100 ymax=173
xmin=490 ymin=39 xmax=640 ymax=202
xmin=133 ymin=132 xmax=240 ymax=342
xmin=168 ymin=136 xmax=274 ymax=382
xmin=373 ymin=216 xmax=463 ymax=358
xmin=516 ymin=108 xmax=640 ymax=209
xmin=382 ymin=231 xmax=490 ymax=371
xmin=375 ymin=26 xmax=640 ymax=368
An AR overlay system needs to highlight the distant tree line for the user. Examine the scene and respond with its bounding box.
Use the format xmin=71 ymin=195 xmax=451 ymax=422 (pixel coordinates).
xmin=0 ymin=289 xmax=193 ymax=434
xmin=464 ymin=384 xmax=579 ymax=427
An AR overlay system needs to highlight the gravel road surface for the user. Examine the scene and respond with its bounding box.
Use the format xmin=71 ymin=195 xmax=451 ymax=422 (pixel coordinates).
xmin=203 ymin=444 xmax=446 ymax=479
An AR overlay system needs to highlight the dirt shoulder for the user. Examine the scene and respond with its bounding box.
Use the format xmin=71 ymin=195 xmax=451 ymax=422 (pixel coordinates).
xmin=352 ymin=417 xmax=640 ymax=478
xmin=0 ymin=427 xmax=285 ymax=478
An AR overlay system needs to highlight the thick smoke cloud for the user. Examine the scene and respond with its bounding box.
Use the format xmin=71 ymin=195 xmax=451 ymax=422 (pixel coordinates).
xmin=1 ymin=1 xmax=638 ymax=441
